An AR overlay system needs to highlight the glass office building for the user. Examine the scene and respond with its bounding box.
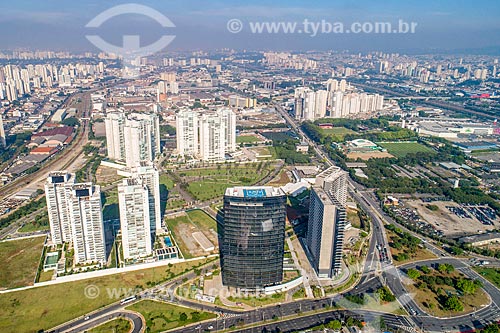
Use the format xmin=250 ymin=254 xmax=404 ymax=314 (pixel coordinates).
xmin=221 ymin=186 xmax=286 ymax=290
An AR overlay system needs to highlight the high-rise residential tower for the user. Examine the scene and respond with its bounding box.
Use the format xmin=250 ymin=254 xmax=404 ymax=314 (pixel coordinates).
xmin=118 ymin=178 xmax=153 ymax=259
xmin=45 ymin=171 xmax=75 ymax=244
xmin=105 ymin=112 xmax=160 ymax=167
xmin=68 ymin=183 xmax=106 ymax=264
xmin=306 ymin=166 xmax=348 ymax=278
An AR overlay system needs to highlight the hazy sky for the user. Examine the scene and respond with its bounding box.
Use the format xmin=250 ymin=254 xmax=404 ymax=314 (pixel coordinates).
xmin=1 ymin=0 xmax=499 ymax=53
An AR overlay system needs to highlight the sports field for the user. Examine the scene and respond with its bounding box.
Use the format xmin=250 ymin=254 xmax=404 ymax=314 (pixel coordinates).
xmin=377 ymin=141 xmax=435 ymax=158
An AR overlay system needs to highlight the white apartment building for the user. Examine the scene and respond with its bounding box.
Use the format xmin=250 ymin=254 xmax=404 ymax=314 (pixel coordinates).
xmin=118 ymin=178 xmax=153 ymax=259
xmin=105 ymin=112 xmax=160 ymax=167
xmin=175 ymin=108 xmax=236 ymax=161
xmin=69 ymin=183 xmax=106 ymax=264
xmin=129 ymin=162 xmax=162 ymax=232
xmin=45 ymin=171 xmax=75 ymax=244
xmin=306 ymin=166 xmax=348 ymax=278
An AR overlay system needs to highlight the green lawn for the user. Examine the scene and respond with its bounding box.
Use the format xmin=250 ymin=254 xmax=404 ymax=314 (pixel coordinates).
xmin=0 ymin=236 xmax=45 ymax=289
xmin=126 ymin=300 xmax=215 ymax=332
xmin=377 ymin=141 xmax=435 ymax=158
xmin=474 ymin=267 xmax=500 ymax=289
xmin=0 ymin=258 xmax=211 ymax=333
xmin=186 ymin=209 xmax=217 ymax=231
xmin=182 ymin=164 xmax=273 ymax=201
xmin=321 ymin=127 xmax=356 ymax=138
xmin=160 ymin=174 xmax=175 ymax=189
xmin=38 ymin=270 xmax=54 ymax=283
xmin=236 ymin=135 xmax=259 ymax=144
xmin=88 ymin=318 xmax=131 ymax=333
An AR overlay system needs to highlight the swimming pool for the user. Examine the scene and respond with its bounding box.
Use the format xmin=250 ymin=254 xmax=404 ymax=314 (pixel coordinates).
xmin=164 ymin=236 xmax=173 ymax=247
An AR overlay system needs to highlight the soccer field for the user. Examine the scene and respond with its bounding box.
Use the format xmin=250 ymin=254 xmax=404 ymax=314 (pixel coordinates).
xmin=377 ymin=141 xmax=435 ymax=158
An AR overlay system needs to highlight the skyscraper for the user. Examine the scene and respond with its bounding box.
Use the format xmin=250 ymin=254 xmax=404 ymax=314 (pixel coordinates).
xmin=45 ymin=171 xmax=75 ymax=244
xmin=68 ymin=183 xmax=106 ymax=264
xmin=176 ymin=110 xmax=199 ymax=156
xmin=105 ymin=112 xmax=126 ymax=161
xmin=105 ymin=112 xmax=160 ymax=167
xmin=221 ymin=186 xmax=286 ymax=290
xmin=118 ymin=178 xmax=153 ymax=259
xmin=199 ymin=113 xmax=226 ymax=162
xmin=175 ymin=108 xmax=236 ymax=161
xmin=0 ymin=114 xmax=6 ymax=147
xmin=129 ymin=162 xmax=162 ymax=233
xmin=306 ymin=166 xmax=348 ymax=278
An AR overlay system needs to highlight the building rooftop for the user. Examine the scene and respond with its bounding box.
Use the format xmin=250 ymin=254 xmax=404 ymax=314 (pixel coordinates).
xmin=225 ymin=186 xmax=284 ymax=198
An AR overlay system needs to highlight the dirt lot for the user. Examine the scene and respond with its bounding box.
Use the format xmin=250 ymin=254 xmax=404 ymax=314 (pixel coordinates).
xmin=347 ymin=151 xmax=394 ymax=160
xmin=405 ymin=199 xmax=499 ymax=237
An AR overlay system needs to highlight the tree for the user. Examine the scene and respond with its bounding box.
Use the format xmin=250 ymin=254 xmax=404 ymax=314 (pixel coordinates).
xmin=482 ymin=324 xmax=500 ymax=333
xmin=61 ymin=117 xmax=79 ymax=127
xmin=407 ymin=268 xmax=421 ymax=280
xmin=420 ymin=265 xmax=431 ymax=274
xmin=327 ymin=320 xmax=342 ymax=330
xmin=457 ymin=279 xmax=481 ymax=295
xmin=438 ymin=263 xmax=454 ymax=274
xmin=179 ymin=312 xmax=188 ymax=321
xmin=444 ymin=295 xmax=463 ymax=312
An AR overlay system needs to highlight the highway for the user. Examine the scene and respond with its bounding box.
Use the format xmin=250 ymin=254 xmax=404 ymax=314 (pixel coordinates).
xmin=48 ymin=102 xmax=500 ymax=333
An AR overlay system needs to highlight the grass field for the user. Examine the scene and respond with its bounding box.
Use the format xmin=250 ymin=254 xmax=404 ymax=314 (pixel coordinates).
xmin=88 ymin=318 xmax=131 ymax=333
xmin=0 ymin=236 xmax=45 ymax=289
xmin=236 ymin=135 xmax=260 ymax=144
xmin=0 ymin=258 xmax=211 ymax=333
xmin=126 ymin=300 xmax=215 ymax=332
xmin=160 ymin=174 xmax=175 ymax=189
xmin=321 ymin=127 xmax=356 ymax=138
xmin=377 ymin=141 xmax=435 ymax=158
xmin=474 ymin=267 xmax=500 ymax=288
xmin=182 ymin=164 xmax=272 ymax=201
xmin=186 ymin=209 xmax=217 ymax=231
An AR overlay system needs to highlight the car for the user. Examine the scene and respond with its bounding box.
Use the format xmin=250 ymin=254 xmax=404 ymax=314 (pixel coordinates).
xmin=208 ymin=326 xmax=214 ymax=330
xmin=84 ymin=316 xmax=90 ymax=320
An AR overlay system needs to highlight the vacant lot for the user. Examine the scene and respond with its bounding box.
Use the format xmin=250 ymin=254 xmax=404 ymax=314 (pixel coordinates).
xmin=0 ymin=236 xmax=45 ymax=289
xmin=377 ymin=141 xmax=435 ymax=158
xmin=88 ymin=318 xmax=131 ymax=333
xmin=165 ymin=210 xmax=218 ymax=258
xmin=0 ymin=258 xmax=211 ymax=333
xmin=406 ymin=200 xmax=497 ymax=237
xmin=126 ymin=300 xmax=215 ymax=332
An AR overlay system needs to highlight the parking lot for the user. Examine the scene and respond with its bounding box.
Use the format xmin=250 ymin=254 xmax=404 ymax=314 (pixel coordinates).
xmin=405 ymin=200 xmax=499 ymax=238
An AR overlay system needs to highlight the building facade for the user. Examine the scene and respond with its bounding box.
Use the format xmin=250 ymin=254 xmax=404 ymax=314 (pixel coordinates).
xmin=105 ymin=111 xmax=160 ymax=167
xmin=68 ymin=183 xmax=106 ymax=264
xmin=118 ymin=178 xmax=153 ymax=259
xmin=221 ymin=186 xmax=286 ymax=290
xmin=306 ymin=166 xmax=348 ymax=278
xmin=45 ymin=171 xmax=75 ymax=244
xmin=175 ymin=108 xmax=236 ymax=161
